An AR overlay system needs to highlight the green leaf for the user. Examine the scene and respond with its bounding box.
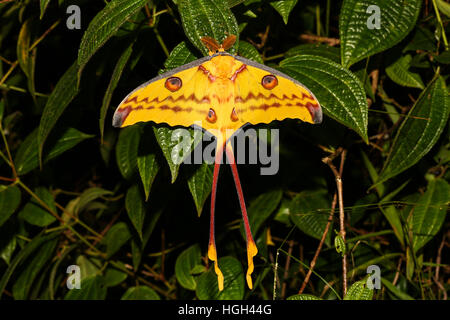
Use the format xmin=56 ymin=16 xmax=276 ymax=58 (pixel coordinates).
xmin=137 ymin=137 xmax=160 ymax=201
xmin=0 ymin=185 xmax=21 ymax=227
xmin=37 ymin=62 xmax=79 ymax=167
xmin=196 ymin=256 xmax=244 ymax=300
xmin=187 ymin=163 xmax=214 ymax=217
xmin=77 ymin=0 xmax=148 ymax=80
xmin=385 ymin=55 xmax=424 ymax=89
xmin=76 ymin=255 xmax=101 ymax=280
xmin=178 ymin=0 xmax=239 ymax=55
xmin=287 ymin=294 xmax=322 ymax=300
xmin=18 ymin=187 xmax=56 ymax=227
xmin=153 ymin=126 xmax=201 ymax=183
xmin=285 ymin=44 xmax=340 ymax=62
xmin=279 ymin=55 xmax=368 ymax=143
xmin=125 ymin=184 xmax=146 ymax=239
xmin=289 ymin=190 xmax=332 ymax=245
xmin=74 ymin=187 xmax=113 ymax=215
xmin=15 ymin=127 xmax=94 ymax=176
xmin=340 ymin=0 xmax=422 ymax=67
xmin=378 ymin=76 xmax=450 ymax=184
xmin=237 ymin=40 xmax=263 ymax=64
xmin=412 ymin=178 xmax=449 ymax=252
xmin=344 ymin=279 xmax=373 ymax=300
xmin=103 ymin=222 xmax=132 ymax=259
xmin=270 ymin=0 xmax=298 ymax=24
xmin=12 ymin=238 xmax=58 ymax=300
xmin=160 ymin=42 xmax=198 ymax=74
xmin=121 ymin=286 xmax=160 ymax=300
xmin=381 ymin=278 xmax=414 ymax=300
xmin=100 ymin=42 xmax=133 ymax=141
xmin=436 ymin=0 xmax=450 ymax=17
xmin=242 ymin=189 xmax=282 ymax=238
xmin=40 ymin=0 xmax=51 ymax=19
xmin=0 ymin=232 xmax=60 ymax=299
xmin=64 ymin=276 xmax=107 ymax=300
xmin=175 ymin=244 xmax=202 ymax=290
xmin=104 ymin=263 xmax=128 ymax=287
xmin=116 ymin=124 xmax=142 ymax=180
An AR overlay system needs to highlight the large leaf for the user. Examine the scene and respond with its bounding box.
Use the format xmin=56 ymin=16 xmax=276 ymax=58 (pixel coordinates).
xmin=125 ymin=184 xmax=146 ymax=239
xmin=377 ymin=76 xmax=450 ymax=184
xmin=289 ymin=190 xmax=332 ymax=245
xmin=187 ymin=163 xmax=214 ymax=217
xmin=100 ymin=42 xmax=133 ymax=141
xmin=241 ymin=189 xmax=283 ymax=238
xmin=340 ymin=0 xmax=422 ymax=67
xmin=412 ymin=178 xmax=449 ymax=252
xmin=279 ymin=55 xmax=368 ymax=143
xmin=237 ymin=40 xmax=263 ymax=64
xmin=196 ymin=256 xmax=244 ymax=300
xmin=343 ymin=279 xmax=373 ymax=300
xmin=77 ymin=0 xmax=148 ymax=80
xmin=12 ymin=238 xmax=58 ymax=299
xmin=270 ymin=0 xmax=298 ymax=24
xmin=175 ymin=244 xmax=202 ymax=290
xmin=15 ymin=127 xmax=93 ymax=175
xmin=0 ymin=185 xmax=21 ymax=227
xmin=285 ymin=44 xmax=340 ymax=62
xmin=103 ymin=222 xmax=132 ymax=259
xmin=115 ymin=124 xmax=142 ymax=180
xmin=178 ymin=0 xmax=239 ymax=55
xmin=37 ymin=62 xmax=79 ymax=167
xmin=18 ymin=187 xmax=56 ymax=227
xmin=64 ymin=276 xmax=107 ymax=300
xmin=385 ymin=55 xmax=424 ymax=89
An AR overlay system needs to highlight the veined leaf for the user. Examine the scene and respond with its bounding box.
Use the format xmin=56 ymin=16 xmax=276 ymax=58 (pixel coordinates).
xmin=77 ymin=0 xmax=148 ymax=81
xmin=196 ymin=256 xmax=244 ymax=300
xmin=279 ymin=55 xmax=368 ymax=143
xmin=121 ymin=286 xmax=160 ymax=300
xmin=100 ymin=42 xmax=133 ymax=141
xmin=412 ymin=178 xmax=449 ymax=252
xmin=340 ymin=0 xmax=422 ymax=67
xmin=289 ymin=189 xmax=332 ymax=245
xmin=178 ymin=0 xmax=239 ymax=55
xmin=18 ymin=187 xmax=56 ymax=227
xmin=160 ymin=42 xmax=198 ymax=74
xmin=74 ymin=187 xmax=113 ymax=215
xmin=115 ymin=124 xmax=142 ymax=180
xmin=385 ymin=55 xmax=424 ymax=89
xmin=137 ymin=151 xmax=159 ymax=201
xmin=175 ymin=244 xmax=202 ymax=290
xmin=187 ymin=163 xmax=214 ymax=217
xmin=377 ymin=75 xmax=450 ymax=184
xmin=285 ymin=44 xmax=340 ymax=62
xmin=0 ymin=185 xmax=21 ymax=227
xmin=64 ymin=276 xmax=107 ymax=300
xmin=103 ymin=222 xmax=132 ymax=259
xmin=125 ymin=184 xmax=146 ymax=239
xmin=287 ymin=294 xmax=322 ymax=300
xmin=238 ymin=40 xmax=263 ymax=64
xmin=344 ymin=279 xmax=373 ymax=300
xmin=270 ymin=0 xmax=298 ymax=24
xmin=37 ymin=62 xmax=79 ymax=167
xmin=15 ymin=127 xmax=94 ymax=175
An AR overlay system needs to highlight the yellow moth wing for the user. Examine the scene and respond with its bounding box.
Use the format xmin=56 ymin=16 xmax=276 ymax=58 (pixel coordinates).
xmin=233 ymin=56 xmax=322 ymax=126
xmin=112 ymin=56 xmax=217 ymax=131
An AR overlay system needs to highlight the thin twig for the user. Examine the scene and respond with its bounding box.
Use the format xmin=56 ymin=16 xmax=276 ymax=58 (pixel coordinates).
xmin=322 ymin=149 xmax=348 ymax=295
xmin=433 ymin=233 xmax=447 ymax=300
xmin=299 ymin=34 xmax=340 ymax=46
xmin=299 ymin=193 xmax=337 ymax=294
xmin=281 ymin=240 xmax=294 ymax=299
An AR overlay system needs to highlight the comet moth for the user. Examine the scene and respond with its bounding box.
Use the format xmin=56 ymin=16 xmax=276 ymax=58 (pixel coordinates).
xmin=112 ymin=35 xmax=322 ymax=291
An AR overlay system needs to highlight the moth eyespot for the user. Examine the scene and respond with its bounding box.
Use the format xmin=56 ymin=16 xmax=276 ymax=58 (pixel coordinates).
xmin=165 ymin=77 xmax=182 ymax=92
xmin=230 ymin=108 xmax=238 ymax=122
xmin=206 ymin=108 xmax=217 ymax=123
xmin=261 ymin=75 xmax=278 ymax=90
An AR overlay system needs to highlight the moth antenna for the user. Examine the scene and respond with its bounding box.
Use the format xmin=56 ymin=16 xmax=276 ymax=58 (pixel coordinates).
xmin=201 ymin=36 xmax=221 ymax=55
xmin=221 ymin=35 xmax=237 ymax=51
xmin=208 ymin=133 xmax=225 ymax=291
xmin=225 ymin=140 xmax=258 ymax=290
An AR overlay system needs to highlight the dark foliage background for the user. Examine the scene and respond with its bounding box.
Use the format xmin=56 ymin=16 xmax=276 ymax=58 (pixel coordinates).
xmin=0 ymin=0 xmax=448 ymax=300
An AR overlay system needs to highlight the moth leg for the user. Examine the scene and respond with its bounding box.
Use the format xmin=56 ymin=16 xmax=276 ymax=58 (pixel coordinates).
xmin=208 ymin=137 xmax=225 ymax=291
xmin=225 ymin=140 xmax=258 ymax=290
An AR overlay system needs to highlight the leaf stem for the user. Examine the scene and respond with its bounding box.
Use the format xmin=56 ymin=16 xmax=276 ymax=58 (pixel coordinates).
xmin=432 ymin=0 xmax=449 ymax=50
